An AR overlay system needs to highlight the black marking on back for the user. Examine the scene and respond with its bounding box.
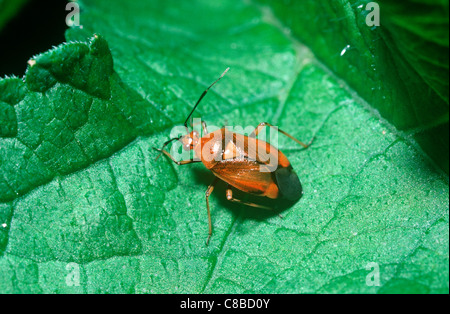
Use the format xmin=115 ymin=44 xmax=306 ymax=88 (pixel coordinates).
xmin=274 ymin=166 xmax=303 ymax=201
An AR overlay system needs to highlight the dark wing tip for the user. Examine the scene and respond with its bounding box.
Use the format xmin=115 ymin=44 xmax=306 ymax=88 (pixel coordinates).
xmin=274 ymin=167 xmax=303 ymax=201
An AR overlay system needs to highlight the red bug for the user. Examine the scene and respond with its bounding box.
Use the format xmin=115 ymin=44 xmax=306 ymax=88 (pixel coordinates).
xmin=155 ymin=68 xmax=312 ymax=245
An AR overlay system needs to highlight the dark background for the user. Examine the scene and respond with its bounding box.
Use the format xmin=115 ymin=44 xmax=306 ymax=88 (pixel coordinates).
xmin=0 ymin=0 xmax=67 ymax=77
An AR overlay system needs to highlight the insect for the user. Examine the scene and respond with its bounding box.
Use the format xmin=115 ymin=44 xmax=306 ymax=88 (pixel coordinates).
xmin=155 ymin=68 xmax=312 ymax=245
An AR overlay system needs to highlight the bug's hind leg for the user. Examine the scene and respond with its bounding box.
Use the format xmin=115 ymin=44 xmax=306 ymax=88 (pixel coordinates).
xmin=205 ymin=178 xmax=219 ymax=246
xmin=226 ymin=186 xmax=272 ymax=210
xmin=250 ymin=122 xmax=314 ymax=149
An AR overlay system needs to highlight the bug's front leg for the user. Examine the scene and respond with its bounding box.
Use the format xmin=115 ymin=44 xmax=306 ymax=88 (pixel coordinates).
xmin=154 ymin=148 xmax=200 ymax=165
xmin=205 ymin=178 xmax=219 ymax=246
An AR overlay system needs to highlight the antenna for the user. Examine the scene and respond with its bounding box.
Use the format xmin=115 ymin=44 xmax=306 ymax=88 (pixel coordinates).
xmin=184 ymin=67 xmax=230 ymax=128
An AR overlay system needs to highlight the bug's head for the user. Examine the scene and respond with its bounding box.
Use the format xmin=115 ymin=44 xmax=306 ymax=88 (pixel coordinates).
xmin=180 ymin=130 xmax=200 ymax=151
xmin=155 ymin=68 xmax=230 ymax=162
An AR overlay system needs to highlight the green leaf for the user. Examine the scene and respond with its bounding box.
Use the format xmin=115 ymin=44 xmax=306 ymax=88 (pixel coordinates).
xmin=256 ymin=0 xmax=449 ymax=174
xmin=0 ymin=0 xmax=448 ymax=294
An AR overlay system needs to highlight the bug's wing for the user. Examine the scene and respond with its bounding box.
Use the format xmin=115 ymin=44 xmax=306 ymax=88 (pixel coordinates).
xmin=210 ymin=159 xmax=276 ymax=196
xmin=232 ymin=133 xmax=267 ymax=163
xmin=274 ymin=166 xmax=303 ymax=201
xmin=231 ymin=133 xmax=290 ymax=170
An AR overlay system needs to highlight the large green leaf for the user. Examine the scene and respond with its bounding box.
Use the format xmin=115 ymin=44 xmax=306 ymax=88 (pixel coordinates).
xmin=0 ymin=0 xmax=448 ymax=294
xmin=257 ymin=0 xmax=449 ymax=174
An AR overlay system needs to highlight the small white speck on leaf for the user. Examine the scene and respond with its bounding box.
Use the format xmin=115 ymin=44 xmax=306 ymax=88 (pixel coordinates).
xmin=1 ymin=224 xmax=7 ymax=228
xmin=340 ymin=45 xmax=351 ymax=56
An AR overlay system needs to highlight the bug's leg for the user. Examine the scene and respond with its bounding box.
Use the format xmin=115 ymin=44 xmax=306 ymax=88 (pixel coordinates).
xmin=154 ymin=148 xmax=200 ymax=165
xmin=226 ymin=186 xmax=273 ymax=210
xmin=190 ymin=119 xmax=207 ymax=133
xmin=202 ymin=121 xmax=209 ymax=136
xmin=154 ymin=137 xmax=181 ymax=161
xmin=205 ymin=178 xmax=219 ymax=246
xmin=250 ymin=122 xmax=314 ymax=149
